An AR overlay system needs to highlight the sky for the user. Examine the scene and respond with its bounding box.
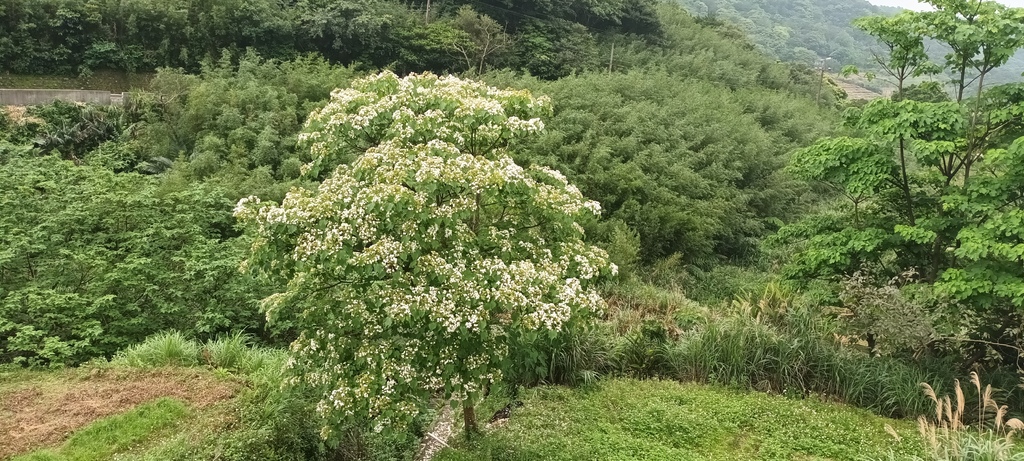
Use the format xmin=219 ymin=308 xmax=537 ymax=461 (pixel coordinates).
xmin=868 ymin=0 xmax=1024 ymax=10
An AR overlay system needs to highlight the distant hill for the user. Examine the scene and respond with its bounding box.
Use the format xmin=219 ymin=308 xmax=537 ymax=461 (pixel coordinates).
xmin=676 ymin=0 xmax=894 ymax=69
xmin=676 ymin=0 xmax=1024 ymax=84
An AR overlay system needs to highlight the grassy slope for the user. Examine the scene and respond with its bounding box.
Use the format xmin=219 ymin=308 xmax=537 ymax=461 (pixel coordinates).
xmin=438 ymin=379 xmax=925 ymax=461
xmin=0 ymin=365 xmax=242 ymax=460
xmin=1 ymin=368 xmax=929 ymax=461
xmin=0 ymin=71 xmax=153 ymax=92
xmin=12 ymin=398 xmax=190 ymax=461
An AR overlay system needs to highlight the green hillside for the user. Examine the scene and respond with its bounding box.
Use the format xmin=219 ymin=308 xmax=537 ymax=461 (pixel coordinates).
xmin=2 ymin=0 xmax=1024 ymax=460
xmin=675 ymin=0 xmax=895 ymax=67
xmin=674 ymin=0 xmax=1024 ymax=84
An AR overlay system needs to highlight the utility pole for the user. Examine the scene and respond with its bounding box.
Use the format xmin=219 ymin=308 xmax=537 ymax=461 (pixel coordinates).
xmin=815 ymin=56 xmax=832 ymax=106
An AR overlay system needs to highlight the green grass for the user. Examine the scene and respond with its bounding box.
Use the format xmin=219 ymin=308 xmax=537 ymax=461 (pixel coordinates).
xmin=113 ymin=331 xmax=201 ymax=368
xmin=12 ymin=398 xmax=190 ymax=461
xmin=438 ymin=379 xmax=926 ymax=461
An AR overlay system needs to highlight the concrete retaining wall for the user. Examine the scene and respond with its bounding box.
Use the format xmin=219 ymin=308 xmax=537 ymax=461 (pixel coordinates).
xmin=0 ymin=89 xmax=126 ymax=106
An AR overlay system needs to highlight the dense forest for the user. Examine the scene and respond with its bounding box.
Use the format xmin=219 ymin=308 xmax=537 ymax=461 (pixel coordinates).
xmin=2 ymin=0 xmax=1024 ymax=460
xmin=0 ymin=0 xmax=660 ymax=79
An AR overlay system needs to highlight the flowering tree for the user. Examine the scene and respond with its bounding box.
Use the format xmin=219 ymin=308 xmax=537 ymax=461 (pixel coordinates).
xmin=234 ymin=71 xmax=615 ymax=440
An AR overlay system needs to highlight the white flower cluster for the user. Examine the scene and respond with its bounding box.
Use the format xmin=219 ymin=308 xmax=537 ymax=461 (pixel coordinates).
xmin=297 ymin=71 xmax=552 ymax=173
xmin=234 ymin=71 xmax=613 ymax=439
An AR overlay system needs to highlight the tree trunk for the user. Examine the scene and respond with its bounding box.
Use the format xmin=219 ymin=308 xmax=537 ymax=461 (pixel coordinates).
xmin=898 ymin=137 xmax=915 ymax=226
xmin=956 ymin=61 xmax=967 ymax=103
xmin=964 ymin=70 xmax=987 ymax=188
xmin=463 ymin=400 xmax=479 ymax=439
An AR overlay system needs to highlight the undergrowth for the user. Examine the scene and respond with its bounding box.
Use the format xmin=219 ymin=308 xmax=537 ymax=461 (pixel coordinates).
xmin=14 ymin=281 xmax=1023 ymax=460
xmin=514 ymin=281 xmax=1019 ymax=421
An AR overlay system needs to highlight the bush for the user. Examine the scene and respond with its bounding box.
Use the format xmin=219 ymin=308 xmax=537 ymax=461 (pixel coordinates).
xmin=616 ymin=321 xmax=672 ymax=378
xmin=0 ymin=155 xmax=269 ymax=366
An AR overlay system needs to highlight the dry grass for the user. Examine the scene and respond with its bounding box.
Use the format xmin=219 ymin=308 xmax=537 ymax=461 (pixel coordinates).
xmin=3 ymin=105 xmax=44 ymax=125
xmin=917 ymin=372 xmax=1024 ymax=459
xmin=729 ymin=282 xmax=794 ymax=325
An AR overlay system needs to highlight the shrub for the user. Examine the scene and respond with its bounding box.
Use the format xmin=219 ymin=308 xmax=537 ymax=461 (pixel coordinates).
xmin=0 ymin=155 xmax=268 ymax=366
xmin=839 ymin=270 xmax=937 ymax=356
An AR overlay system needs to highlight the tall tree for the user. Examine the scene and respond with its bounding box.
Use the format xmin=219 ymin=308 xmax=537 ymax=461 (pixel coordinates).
xmin=780 ymin=0 xmax=1024 ymax=360
xmin=235 ymin=72 xmax=615 ymax=441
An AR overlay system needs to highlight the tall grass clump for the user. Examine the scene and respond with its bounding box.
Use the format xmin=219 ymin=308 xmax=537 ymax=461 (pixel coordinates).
xmin=871 ymin=372 xmax=1024 ymax=461
xmin=112 ymin=330 xmax=288 ymax=378
xmin=202 ymin=331 xmax=251 ymax=370
xmin=664 ymin=284 xmax=828 ymax=391
xmin=616 ymin=321 xmax=672 ymax=378
xmin=547 ymin=325 xmax=616 ymax=386
xmin=640 ymin=283 xmax=943 ymax=417
xmin=604 ymin=281 xmax=704 ymax=334
xmin=841 ymin=355 xmax=940 ymax=418
xmin=114 ymin=331 xmax=200 ymax=367
xmin=505 ymin=323 xmax=617 ymax=390
xmin=918 ymin=372 xmax=1024 ymax=460
xmin=507 ymin=280 xmax=992 ymax=422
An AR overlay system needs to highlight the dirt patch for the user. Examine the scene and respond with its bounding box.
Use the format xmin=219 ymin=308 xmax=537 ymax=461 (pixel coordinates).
xmin=0 ymin=367 xmax=240 ymax=459
xmin=832 ymin=77 xmax=887 ymax=101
